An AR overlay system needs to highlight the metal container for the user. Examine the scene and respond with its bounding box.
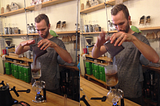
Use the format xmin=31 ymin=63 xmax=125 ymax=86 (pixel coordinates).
xmin=88 ymin=25 xmax=93 ymax=32
xmin=84 ymin=25 xmax=89 ymax=32
xmin=4 ymin=27 xmax=8 ymax=34
xmin=104 ymin=39 xmax=124 ymax=58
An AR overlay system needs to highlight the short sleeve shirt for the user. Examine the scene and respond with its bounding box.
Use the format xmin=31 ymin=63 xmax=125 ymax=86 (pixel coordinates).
xmin=30 ymin=36 xmax=66 ymax=91
xmin=114 ymin=32 xmax=150 ymax=98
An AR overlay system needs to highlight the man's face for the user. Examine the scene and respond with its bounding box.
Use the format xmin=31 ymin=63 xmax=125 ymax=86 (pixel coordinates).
xmin=111 ymin=11 xmax=130 ymax=33
xmin=35 ymin=19 xmax=49 ymax=39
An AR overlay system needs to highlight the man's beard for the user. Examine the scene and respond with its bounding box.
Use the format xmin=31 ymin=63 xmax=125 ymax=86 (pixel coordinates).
xmin=119 ymin=21 xmax=130 ymax=33
xmin=41 ymin=29 xmax=49 ymax=38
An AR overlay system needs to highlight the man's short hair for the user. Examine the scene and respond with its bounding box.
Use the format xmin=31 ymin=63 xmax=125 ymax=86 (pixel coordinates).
xmin=111 ymin=4 xmax=130 ymax=20
xmin=35 ymin=14 xmax=50 ymax=26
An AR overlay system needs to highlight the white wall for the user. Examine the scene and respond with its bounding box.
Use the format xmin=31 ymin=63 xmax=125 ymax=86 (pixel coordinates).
xmin=80 ymin=0 xmax=160 ymax=75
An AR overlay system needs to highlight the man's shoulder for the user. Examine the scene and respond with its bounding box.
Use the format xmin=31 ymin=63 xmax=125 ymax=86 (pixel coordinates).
xmin=50 ymin=37 xmax=64 ymax=43
xmin=133 ymin=32 xmax=150 ymax=45
xmin=133 ymin=32 xmax=148 ymax=40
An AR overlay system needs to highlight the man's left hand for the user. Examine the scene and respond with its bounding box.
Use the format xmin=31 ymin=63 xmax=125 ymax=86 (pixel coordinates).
xmin=110 ymin=31 xmax=134 ymax=46
xmin=37 ymin=39 xmax=57 ymax=50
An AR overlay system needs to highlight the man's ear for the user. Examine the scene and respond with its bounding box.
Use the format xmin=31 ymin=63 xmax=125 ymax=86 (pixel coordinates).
xmin=128 ymin=16 xmax=131 ymax=21
xmin=48 ymin=24 xmax=51 ymax=29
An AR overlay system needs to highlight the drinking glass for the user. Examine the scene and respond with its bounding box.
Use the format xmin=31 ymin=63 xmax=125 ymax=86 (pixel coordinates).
xmin=31 ymin=60 xmax=41 ymax=80
xmin=105 ymin=64 xmax=118 ymax=87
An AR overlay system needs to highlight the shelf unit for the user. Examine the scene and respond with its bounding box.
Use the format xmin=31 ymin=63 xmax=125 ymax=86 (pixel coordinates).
xmin=25 ymin=0 xmax=73 ymax=11
xmin=80 ymin=0 xmax=160 ymax=35
xmin=5 ymin=60 xmax=29 ymax=66
xmin=1 ymin=34 xmax=28 ymax=37
xmin=81 ymin=31 xmax=117 ymax=35
xmin=80 ymin=0 xmax=128 ymax=14
xmin=0 ymin=31 xmax=80 ymax=37
xmin=28 ymin=31 xmax=80 ymax=36
xmin=1 ymin=54 xmax=33 ymax=66
xmin=83 ymin=53 xmax=112 ymax=62
xmin=82 ymin=53 xmax=112 ymax=85
xmin=81 ymin=26 xmax=160 ymax=35
xmin=4 ymin=55 xmax=33 ymax=63
xmin=85 ymin=74 xmax=107 ymax=86
xmin=0 ymin=0 xmax=73 ymax=17
xmin=139 ymin=26 xmax=160 ymax=31
xmin=0 ymin=0 xmax=76 ymax=36
xmin=0 ymin=8 xmax=25 ymax=17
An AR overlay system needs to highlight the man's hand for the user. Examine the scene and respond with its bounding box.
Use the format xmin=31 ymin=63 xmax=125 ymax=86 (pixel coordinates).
xmin=95 ymin=31 xmax=110 ymax=48
xmin=20 ymin=40 xmax=35 ymax=47
xmin=92 ymin=31 xmax=110 ymax=58
xmin=110 ymin=31 xmax=134 ymax=46
xmin=15 ymin=40 xmax=35 ymax=55
xmin=37 ymin=39 xmax=57 ymax=50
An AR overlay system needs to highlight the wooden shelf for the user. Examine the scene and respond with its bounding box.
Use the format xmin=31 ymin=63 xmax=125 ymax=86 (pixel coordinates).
xmin=81 ymin=30 xmax=117 ymax=35
xmin=0 ymin=8 xmax=25 ymax=17
xmin=80 ymin=0 xmax=128 ymax=14
xmin=25 ymin=0 xmax=73 ymax=11
xmin=80 ymin=3 xmax=105 ymax=14
xmin=0 ymin=0 xmax=73 ymax=17
xmin=5 ymin=60 xmax=29 ymax=66
xmin=28 ymin=33 xmax=39 ymax=36
xmin=1 ymin=31 xmax=79 ymax=37
xmin=2 ymin=34 xmax=27 ymax=37
xmin=109 ymin=30 xmax=117 ymax=33
xmin=86 ymin=60 xmax=109 ymax=66
xmin=26 ymin=0 xmax=73 ymax=11
xmin=4 ymin=55 xmax=33 ymax=63
xmin=139 ymin=26 xmax=160 ymax=31
xmin=56 ymin=31 xmax=79 ymax=34
xmin=28 ymin=31 xmax=79 ymax=36
xmin=85 ymin=74 xmax=107 ymax=86
xmin=81 ymin=26 xmax=160 ymax=35
xmin=42 ymin=0 xmax=73 ymax=8
xmin=83 ymin=53 xmax=112 ymax=62
xmin=81 ymin=31 xmax=103 ymax=35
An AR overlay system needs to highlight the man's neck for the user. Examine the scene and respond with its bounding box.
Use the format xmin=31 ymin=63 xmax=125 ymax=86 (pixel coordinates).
xmin=128 ymin=28 xmax=135 ymax=34
xmin=46 ymin=34 xmax=53 ymax=39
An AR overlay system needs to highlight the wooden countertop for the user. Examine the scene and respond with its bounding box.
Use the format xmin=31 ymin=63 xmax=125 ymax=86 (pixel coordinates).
xmin=0 ymin=74 xmax=79 ymax=106
xmin=80 ymin=76 xmax=140 ymax=106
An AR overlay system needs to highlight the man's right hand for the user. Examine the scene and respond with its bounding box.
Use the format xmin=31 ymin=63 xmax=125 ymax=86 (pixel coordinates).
xmin=15 ymin=40 xmax=35 ymax=55
xmin=95 ymin=31 xmax=109 ymax=48
xmin=92 ymin=31 xmax=110 ymax=58
xmin=20 ymin=40 xmax=35 ymax=47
